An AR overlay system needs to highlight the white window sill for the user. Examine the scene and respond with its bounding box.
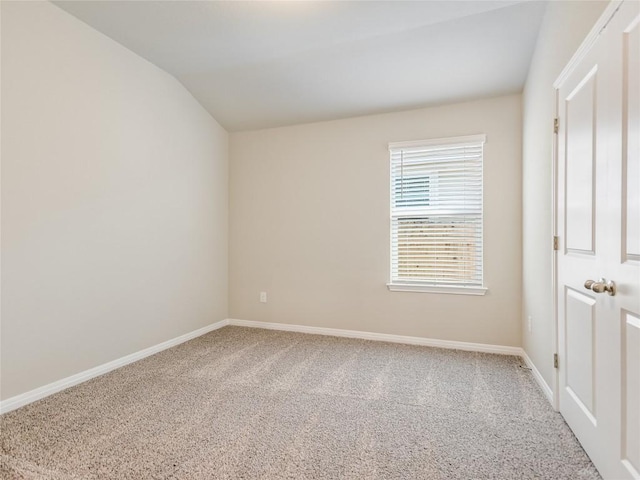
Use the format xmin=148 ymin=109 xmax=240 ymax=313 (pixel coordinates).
xmin=386 ymin=283 xmax=488 ymax=296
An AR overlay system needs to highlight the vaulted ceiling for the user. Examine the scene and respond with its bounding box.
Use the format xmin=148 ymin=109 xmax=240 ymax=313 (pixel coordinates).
xmin=53 ymin=1 xmax=547 ymax=131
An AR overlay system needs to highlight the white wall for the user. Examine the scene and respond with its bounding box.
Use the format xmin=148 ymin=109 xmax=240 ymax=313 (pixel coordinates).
xmin=522 ymin=1 xmax=607 ymax=388
xmin=0 ymin=1 xmax=228 ymax=400
xmin=230 ymin=94 xmax=522 ymax=347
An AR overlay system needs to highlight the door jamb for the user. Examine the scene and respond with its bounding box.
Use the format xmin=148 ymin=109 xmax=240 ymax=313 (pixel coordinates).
xmin=552 ymin=89 xmax=560 ymax=412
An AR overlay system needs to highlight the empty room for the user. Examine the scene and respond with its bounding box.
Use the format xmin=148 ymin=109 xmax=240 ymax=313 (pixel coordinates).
xmin=1 ymin=0 xmax=638 ymax=478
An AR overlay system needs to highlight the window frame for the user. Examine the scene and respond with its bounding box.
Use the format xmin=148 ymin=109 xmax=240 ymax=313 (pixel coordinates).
xmin=386 ymin=134 xmax=488 ymax=296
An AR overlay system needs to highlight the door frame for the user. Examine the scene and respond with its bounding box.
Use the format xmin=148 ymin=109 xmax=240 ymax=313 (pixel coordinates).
xmin=551 ymin=0 xmax=624 ymax=413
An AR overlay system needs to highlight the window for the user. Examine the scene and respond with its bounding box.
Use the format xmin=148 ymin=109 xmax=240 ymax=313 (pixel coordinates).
xmin=387 ymin=134 xmax=487 ymax=295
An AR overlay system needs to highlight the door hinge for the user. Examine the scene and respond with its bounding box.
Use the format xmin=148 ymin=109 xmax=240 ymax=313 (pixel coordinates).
xmin=553 ymin=235 xmax=559 ymax=251
xmin=554 ymin=118 xmax=559 ymax=134
xmin=554 ymin=353 xmax=559 ymax=369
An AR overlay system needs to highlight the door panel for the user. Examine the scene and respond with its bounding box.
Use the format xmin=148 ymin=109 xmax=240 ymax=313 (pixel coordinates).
xmin=565 ymin=287 xmax=596 ymax=419
xmin=622 ymin=312 xmax=640 ymax=478
xmin=623 ymin=18 xmax=639 ymax=260
xmin=565 ymin=69 xmax=597 ymax=253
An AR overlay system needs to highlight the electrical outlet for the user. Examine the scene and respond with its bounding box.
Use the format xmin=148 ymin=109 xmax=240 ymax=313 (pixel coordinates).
xmin=527 ymin=315 xmax=532 ymax=333
xmin=260 ymin=292 xmax=267 ymax=303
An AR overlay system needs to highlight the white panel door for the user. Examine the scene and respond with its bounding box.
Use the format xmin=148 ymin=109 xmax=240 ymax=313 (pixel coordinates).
xmin=556 ymin=2 xmax=640 ymax=479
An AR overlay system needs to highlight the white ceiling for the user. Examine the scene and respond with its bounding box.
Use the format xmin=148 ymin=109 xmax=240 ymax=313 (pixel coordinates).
xmin=53 ymin=1 xmax=547 ymax=131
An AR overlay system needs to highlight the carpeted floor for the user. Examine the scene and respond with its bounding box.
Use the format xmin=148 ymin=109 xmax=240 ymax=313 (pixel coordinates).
xmin=1 ymin=326 xmax=599 ymax=479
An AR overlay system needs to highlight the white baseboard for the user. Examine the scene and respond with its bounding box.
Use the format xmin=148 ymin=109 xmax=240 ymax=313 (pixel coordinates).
xmin=227 ymin=318 xmax=523 ymax=356
xmin=0 ymin=319 xmax=229 ymax=415
xmin=228 ymin=319 xmax=562 ymax=405
xmin=521 ymin=350 xmax=554 ymax=405
xmin=1 ymin=318 xmax=554 ymax=415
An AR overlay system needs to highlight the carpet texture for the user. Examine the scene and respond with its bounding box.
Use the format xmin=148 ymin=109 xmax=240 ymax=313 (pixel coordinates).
xmin=1 ymin=326 xmax=599 ymax=479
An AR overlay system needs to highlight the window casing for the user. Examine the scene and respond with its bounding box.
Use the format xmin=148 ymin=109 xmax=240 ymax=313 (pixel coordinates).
xmin=388 ymin=135 xmax=487 ymax=295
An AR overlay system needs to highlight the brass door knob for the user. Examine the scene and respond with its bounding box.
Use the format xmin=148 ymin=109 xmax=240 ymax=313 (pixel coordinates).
xmin=584 ymin=278 xmax=616 ymax=296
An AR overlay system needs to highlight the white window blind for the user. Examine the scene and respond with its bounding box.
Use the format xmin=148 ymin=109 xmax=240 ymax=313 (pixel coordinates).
xmin=389 ymin=135 xmax=485 ymax=293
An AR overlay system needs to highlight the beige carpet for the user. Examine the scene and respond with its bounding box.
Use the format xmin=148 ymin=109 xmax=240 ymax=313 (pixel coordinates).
xmin=1 ymin=326 xmax=599 ymax=479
